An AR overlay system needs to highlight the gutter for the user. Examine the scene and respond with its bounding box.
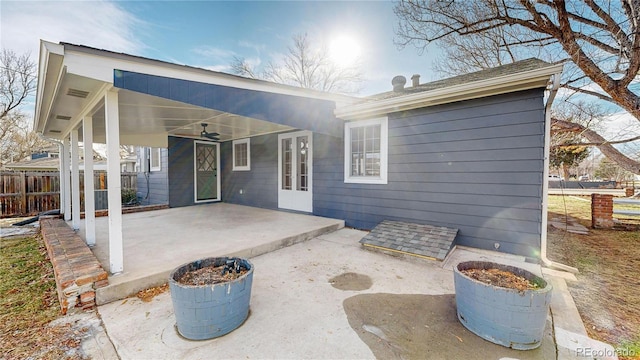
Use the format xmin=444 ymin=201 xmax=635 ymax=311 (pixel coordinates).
xmin=540 ymin=72 xmax=579 ymax=274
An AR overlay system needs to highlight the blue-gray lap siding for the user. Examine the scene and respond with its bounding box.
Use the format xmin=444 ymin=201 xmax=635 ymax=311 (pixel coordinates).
xmin=313 ymin=89 xmax=545 ymax=258
xmin=221 ymin=134 xmax=279 ymax=209
xmin=137 ymin=148 xmax=169 ymax=206
xmin=167 ymin=134 xmax=280 ymax=209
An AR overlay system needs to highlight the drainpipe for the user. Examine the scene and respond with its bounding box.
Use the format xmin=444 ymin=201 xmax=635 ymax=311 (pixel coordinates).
xmin=540 ymin=73 xmax=579 ymax=274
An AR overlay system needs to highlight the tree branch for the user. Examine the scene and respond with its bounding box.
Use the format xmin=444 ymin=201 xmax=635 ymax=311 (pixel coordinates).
xmin=552 ymin=118 xmax=640 ymax=173
xmin=562 ymin=84 xmax=614 ymax=102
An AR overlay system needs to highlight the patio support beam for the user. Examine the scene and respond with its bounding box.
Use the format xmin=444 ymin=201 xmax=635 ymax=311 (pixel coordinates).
xmin=83 ymin=116 xmax=96 ymax=246
xmin=62 ymin=136 xmax=71 ymax=221
xmin=105 ymin=89 xmax=124 ymax=274
xmin=70 ymin=128 xmax=80 ymax=230
xmin=56 ymin=141 xmax=65 ymax=217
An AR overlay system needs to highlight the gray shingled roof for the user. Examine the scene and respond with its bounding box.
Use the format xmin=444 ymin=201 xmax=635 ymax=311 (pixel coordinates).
xmin=367 ymin=58 xmax=554 ymax=101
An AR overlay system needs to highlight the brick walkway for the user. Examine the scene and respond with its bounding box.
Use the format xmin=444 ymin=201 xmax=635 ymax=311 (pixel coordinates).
xmin=40 ymin=216 xmax=108 ymax=314
xmin=359 ymin=220 xmax=458 ymax=260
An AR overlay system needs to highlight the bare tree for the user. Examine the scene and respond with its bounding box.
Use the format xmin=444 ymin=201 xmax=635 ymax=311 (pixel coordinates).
xmin=394 ymin=0 xmax=640 ymax=172
xmin=231 ymin=33 xmax=364 ymax=94
xmin=0 ymin=49 xmax=48 ymax=167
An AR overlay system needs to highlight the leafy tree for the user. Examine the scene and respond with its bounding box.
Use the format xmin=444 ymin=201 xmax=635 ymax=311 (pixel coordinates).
xmin=231 ymin=33 xmax=364 ymax=94
xmin=394 ymin=0 xmax=640 ymax=172
xmin=0 ymin=49 xmax=48 ymax=167
xmin=550 ymin=141 xmax=590 ymax=180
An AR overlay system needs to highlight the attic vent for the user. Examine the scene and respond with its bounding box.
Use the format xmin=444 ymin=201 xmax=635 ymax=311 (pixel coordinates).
xmin=49 ymin=130 xmax=62 ymax=134
xmin=67 ymin=88 xmax=90 ymax=98
xmin=55 ymin=115 xmax=72 ymax=121
xmin=392 ymin=75 xmax=407 ymax=92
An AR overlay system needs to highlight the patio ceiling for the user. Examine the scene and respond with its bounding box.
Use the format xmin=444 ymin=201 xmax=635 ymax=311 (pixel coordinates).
xmin=87 ymin=89 xmax=294 ymax=145
xmin=41 ymin=71 xmax=293 ymax=147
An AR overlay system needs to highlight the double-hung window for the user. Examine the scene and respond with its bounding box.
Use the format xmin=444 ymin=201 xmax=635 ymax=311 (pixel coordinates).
xmin=232 ymin=138 xmax=250 ymax=171
xmin=344 ymin=117 xmax=388 ymax=184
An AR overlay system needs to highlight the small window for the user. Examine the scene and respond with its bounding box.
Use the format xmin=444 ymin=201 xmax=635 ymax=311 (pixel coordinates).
xmin=232 ymin=138 xmax=250 ymax=171
xmin=344 ymin=117 xmax=388 ymax=184
xmin=150 ymin=147 xmax=161 ymax=172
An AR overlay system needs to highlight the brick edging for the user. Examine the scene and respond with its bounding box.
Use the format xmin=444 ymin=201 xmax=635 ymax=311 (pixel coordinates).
xmin=40 ymin=216 xmax=108 ymax=314
xmin=80 ymin=203 xmax=169 ymax=219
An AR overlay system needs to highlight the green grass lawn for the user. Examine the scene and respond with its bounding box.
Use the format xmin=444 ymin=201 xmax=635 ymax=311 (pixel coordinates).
xmin=548 ymin=194 xmax=640 ymax=226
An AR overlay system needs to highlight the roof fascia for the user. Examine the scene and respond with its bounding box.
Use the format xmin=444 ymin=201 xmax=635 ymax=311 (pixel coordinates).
xmin=335 ymin=63 xmax=564 ymax=120
xmin=62 ymin=43 xmax=360 ymax=105
xmin=34 ymin=40 xmax=65 ymax=133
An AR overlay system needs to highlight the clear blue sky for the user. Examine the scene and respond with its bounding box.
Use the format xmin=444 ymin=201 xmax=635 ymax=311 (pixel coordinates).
xmin=1 ymin=0 xmax=441 ymax=98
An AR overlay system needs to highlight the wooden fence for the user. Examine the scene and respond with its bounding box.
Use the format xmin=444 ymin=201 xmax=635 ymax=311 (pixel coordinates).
xmin=0 ymin=171 xmax=137 ymax=218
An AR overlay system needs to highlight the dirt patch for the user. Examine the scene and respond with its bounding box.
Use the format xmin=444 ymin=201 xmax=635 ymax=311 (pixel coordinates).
xmin=343 ymin=293 xmax=555 ymax=360
xmin=0 ymin=235 xmax=85 ymax=359
xmin=137 ymin=283 xmax=169 ymax=302
xmin=176 ymin=263 xmax=248 ymax=286
xmin=548 ymin=222 xmax=640 ymax=348
xmin=461 ymin=268 xmax=540 ymax=291
xmin=329 ymin=272 xmax=372 ymax=291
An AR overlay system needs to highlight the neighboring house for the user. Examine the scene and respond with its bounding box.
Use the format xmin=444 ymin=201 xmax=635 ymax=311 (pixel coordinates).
xmin=35 ymin=41 xmax=562 ymax=273
xmin=3 ymin=147 xmax=60 ymax=171
xmin=2 ymin=148 xmax=133 ymax=172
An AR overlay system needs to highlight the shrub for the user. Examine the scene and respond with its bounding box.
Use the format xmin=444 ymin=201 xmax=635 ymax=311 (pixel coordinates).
xmin=121 ymin=188 xmax=138 ymax=206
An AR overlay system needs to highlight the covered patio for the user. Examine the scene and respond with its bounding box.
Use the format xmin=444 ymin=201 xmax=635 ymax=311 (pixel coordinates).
xmin=35 ymin=40 xmax=355 ymax=278
xmin=71 ymin=203 xmax=344 ymax=305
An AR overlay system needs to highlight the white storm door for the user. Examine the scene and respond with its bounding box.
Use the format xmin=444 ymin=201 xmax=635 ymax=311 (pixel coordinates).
xmin=278 ymin=131 xmax=312 ymax=212
xmin=194 ymin=141 xmax=220 ymax=203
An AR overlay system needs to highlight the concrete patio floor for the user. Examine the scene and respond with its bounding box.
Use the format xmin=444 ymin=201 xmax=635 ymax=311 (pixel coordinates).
xmin=98 ymin=228 xmax=560 ymax=359
xmin=73 ymin=203 xmax=343 ymax=305
xmin=91 ymin=227 xmax=620 ymax=359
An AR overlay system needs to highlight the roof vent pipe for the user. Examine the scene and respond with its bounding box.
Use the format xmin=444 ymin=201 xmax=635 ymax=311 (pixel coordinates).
xmin=391 ymin=75 xmax=406 ymax=92
xmin=411 ymin=74 xmax=420 ymax=87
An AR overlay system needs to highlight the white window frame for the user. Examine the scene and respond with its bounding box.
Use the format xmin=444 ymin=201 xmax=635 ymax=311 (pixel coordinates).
xmin=232 ymin=138 xmax=251 ymax=171
xmin=150 ymin=147 xmax=161 ymax=172
xmin=344 ymin=117 xmax=388 ymax=184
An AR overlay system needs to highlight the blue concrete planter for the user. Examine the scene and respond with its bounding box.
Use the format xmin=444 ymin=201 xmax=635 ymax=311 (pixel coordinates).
xmin=454 ymin=261 xmax=552 ymax=350
xmin=169 ymin=257 xmax=254 ymax=340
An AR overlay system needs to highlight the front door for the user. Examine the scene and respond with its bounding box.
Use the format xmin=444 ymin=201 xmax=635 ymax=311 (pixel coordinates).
xmin=278 ymin=131 xmax=312 ymax=212
xmin=194 ymin=141 xmax=220 ymax=203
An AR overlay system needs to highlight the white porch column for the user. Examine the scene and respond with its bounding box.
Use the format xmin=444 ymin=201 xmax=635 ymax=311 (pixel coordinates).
xmin=57 ymin=142 xmax=65 ymax=217
xmin=70 ymin=128 xmax=81 ymax=230
xmin=62 ymin=137 xmax=71 ymax=221
xmin=105 ymin=90 xmax=123 ymax=274
xmin=83 ymin=116 xmax=96 ymax=246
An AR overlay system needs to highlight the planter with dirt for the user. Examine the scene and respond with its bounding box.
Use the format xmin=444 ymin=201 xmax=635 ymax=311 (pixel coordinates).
xmin=169 ymin=257 xmax=254 ymax=340
xmin=454 ymin=261 xmax=552 ymax=350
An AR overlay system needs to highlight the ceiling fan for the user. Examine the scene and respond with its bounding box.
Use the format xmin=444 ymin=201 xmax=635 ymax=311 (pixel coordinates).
xmin=200 ymin=123 xmax=220 ymax=141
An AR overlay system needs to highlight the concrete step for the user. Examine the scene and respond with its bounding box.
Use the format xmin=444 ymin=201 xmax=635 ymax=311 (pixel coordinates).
xmin=96 ymin=219 xmax=344 ymax=305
